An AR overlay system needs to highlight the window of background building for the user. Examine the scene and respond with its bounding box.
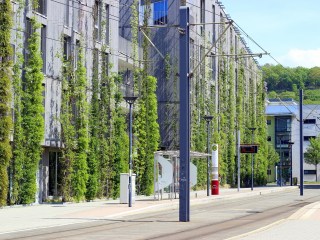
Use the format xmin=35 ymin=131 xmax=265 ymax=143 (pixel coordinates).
xmin=304 ymin=170 xmax=316 ymax=175
xmin=267 ymin=136 xmax=271 ymax=141
xmin=267 ymin=119 xmax=271 ymax=125
xmin=304 ymin=136 xmax=315 ymax=141
xmin=303 ymin=119 xmax=316 ymax=124
xmin=275 ymin=117 xmax=291 ymax=132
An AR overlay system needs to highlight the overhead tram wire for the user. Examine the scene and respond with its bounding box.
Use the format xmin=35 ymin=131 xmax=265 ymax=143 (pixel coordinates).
xmin=185 ymin=1 xmax=283 ymax=67
xmin=9 ymin=27 xmax=143 ymax=62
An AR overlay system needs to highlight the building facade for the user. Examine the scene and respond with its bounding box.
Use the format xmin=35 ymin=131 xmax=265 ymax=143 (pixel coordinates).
xmin=266 ymin=99 xmax=320 ymax=183
xmin=5 ymin=0 xmax=263 ymax=203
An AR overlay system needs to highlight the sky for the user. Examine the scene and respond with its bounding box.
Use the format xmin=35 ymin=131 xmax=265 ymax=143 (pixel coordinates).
xmin=222 ymin=0 xmax=320 ymax=68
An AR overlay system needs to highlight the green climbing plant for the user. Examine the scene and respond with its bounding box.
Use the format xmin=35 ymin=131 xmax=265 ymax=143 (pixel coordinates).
xmin=20 ymin=16 xmax=45 ymax=204
xmin=60 ymin=49 xmax=76 ymax=202
xmin=112 ymin=75 xmax=129 ymax=199
xmin=72 ymin=44 xmax=89 ymax=202
xmin=10 ymin=0 xmax=25 ymax=205
xmin=0 ymin=0 xmax=13 ymax=206
xmin=86 ymin=49 xmax=99 ymax=200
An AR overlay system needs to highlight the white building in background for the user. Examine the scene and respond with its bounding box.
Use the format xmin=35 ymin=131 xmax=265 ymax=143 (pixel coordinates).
xmin=266 ymin=99 xmax=320 ymax=183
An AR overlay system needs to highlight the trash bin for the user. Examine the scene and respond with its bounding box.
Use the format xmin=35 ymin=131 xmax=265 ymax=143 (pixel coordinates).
xmin=120 ymin=173 xmax=136 ymax=204
xmin=293 ymin=177 xmax=298 ymax=186
xmin=211 ymin=180 xmax=219 ymax=195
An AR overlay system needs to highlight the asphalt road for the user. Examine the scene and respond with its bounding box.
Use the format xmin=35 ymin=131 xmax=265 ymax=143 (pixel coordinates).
xmin=2 ymin=188 xmax=320 ymax=240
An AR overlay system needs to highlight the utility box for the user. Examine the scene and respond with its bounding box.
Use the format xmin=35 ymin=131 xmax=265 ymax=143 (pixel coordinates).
xmin=120 ymin=173 xmax=136 ymax=204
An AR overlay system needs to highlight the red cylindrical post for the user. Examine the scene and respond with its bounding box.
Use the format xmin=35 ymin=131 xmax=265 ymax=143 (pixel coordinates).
xmin=211 ymin=180 xmax=219 ymax=195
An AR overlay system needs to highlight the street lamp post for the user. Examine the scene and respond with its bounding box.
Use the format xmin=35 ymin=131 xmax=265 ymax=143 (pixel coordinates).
xmin=248 ymin=128 xmax=256 ymax=191
xmin=278 ymin=135 xmax=285 ymax=187
xmin=288 ymin=141 xmax=294 ymax=186
xmin=124 ymin=96 xmax=138 ymax=207
xmin=204 ymin=115 xmax=213 ymax=197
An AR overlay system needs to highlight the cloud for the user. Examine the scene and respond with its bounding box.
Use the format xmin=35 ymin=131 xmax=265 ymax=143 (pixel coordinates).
xmin=279 ymin=49 xmax=320 ymax=68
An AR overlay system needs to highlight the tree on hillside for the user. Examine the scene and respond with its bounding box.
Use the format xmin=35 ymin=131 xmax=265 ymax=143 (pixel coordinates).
xmin=308 ymin=67 xmax=320 ymax=89
xmin=304 ymin=136 xmax=320 ymax=182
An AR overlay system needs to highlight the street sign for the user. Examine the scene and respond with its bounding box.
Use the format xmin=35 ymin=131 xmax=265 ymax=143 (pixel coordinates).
xmin=240 ymin=144 xmax=258 ymax=153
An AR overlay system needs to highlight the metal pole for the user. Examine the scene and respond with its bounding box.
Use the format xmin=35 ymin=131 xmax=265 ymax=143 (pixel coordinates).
xmin=55 ymin=152 xmax=58 ymax=197
xmin=251 ymin=132 xmax=254 ymax=191
xmin=204 ymin=116 xmax=213 ymax=197
xmin=299 ymin=89 xmax=304 ymax=196
xmin=279 ymin=136 xmax=282 ymax=187
xmin=207 ymin=121 xmax=210 ymax=196
xmin=288 ymin=142 xmax=294 ymax=186
xmin=179 ymin=6 xmax=190 ymax=222
xmin=237 ymin=130 xmax=240 ymax=192
xmin=124 ymin=96 xmax=138 ymax=207
xmin=248 ymin=128 xmax=255 ymax=191
xmin=128 ymin=102 xmax=133 ymax=207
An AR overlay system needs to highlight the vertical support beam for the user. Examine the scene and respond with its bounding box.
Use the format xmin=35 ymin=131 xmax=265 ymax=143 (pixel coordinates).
xmin=280 ymin=136 xmax=282 ymax=187
xmin=237 ymin=130 xmax=240 ymax=192
xmin=179 ymin=6 xmax=190 ymax=222
xmin=299 ymin=89 xmax=304 ymax=196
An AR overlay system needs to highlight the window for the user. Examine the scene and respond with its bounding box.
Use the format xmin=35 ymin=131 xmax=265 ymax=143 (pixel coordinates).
xmin=105 ymin=4 xmax=110 ymax=44
xmin=304 ymin=119 xmax=316 ymax=124
xmin=153 ymin=0 xmax=168 ymax=25
xmin=190 ymin=38 xmax=195 ymax=70
xmin=200 ymin=0 xmax=205 ymax=35
xmin=63 ymin=36 xmax=71 ymax=61
xmin=275 ymin=117 xmax=291 ymax=132
xmin=74 ymin=40 xmax=80 ymax=68
xmin=304 ymin=136 xmax=315 ymax=141
xmin=49 ymin=152 xmax=62 ymax=196
xmin=212 ymin=5 xmax=215 ymax=42
xmin=25 ymin=18 xmax=33 ymax=62
xmin=200 ymin=45 xmax=205 ymax=74
xmin=94 ymin=0 xmax=102 ymax=41
xmin=41 ymin=25 xmax=46 ymax=74
xmin=35 ymin=0 xmax=47 ymax=16
xmin=267 ymin=136 xmax=271 ymax=141
xmin=102 ymin=52 xmax=109 ymax=77
xmin=64 ymin=0 xmax=69 ymax=26
xmin=73 ymin=1 xmax=79 ymax=31
xmin=267 ymin=120 xmax=271 ymax=125
xmin=304 ymin=170 xmax=316 ymax=175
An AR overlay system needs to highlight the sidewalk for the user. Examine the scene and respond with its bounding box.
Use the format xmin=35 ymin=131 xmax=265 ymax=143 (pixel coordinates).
xmin=0 ymin=186 xmax=297 ymax=235
xmin=228 ymin=199 xmax=320 ymax=240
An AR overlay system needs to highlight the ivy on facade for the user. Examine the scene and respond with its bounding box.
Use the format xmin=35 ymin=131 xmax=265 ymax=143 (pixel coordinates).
xmin=0 ymin=0 xmax=13 ymax=206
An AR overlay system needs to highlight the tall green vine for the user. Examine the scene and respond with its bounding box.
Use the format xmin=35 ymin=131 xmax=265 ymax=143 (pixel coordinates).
xmin=20 ymin=16 xmax=45 ymax=204
xmin=72 ymin=45 xmax=89 ymax=202
xmin=0 ymin=0 xmax=13 ymax=206
xmin=10 ymin=0 xmax=25 ymax=205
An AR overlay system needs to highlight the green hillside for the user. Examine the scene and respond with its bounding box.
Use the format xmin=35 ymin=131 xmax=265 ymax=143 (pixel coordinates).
xmin=262 ymin=64 xmax=320 ymax=104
